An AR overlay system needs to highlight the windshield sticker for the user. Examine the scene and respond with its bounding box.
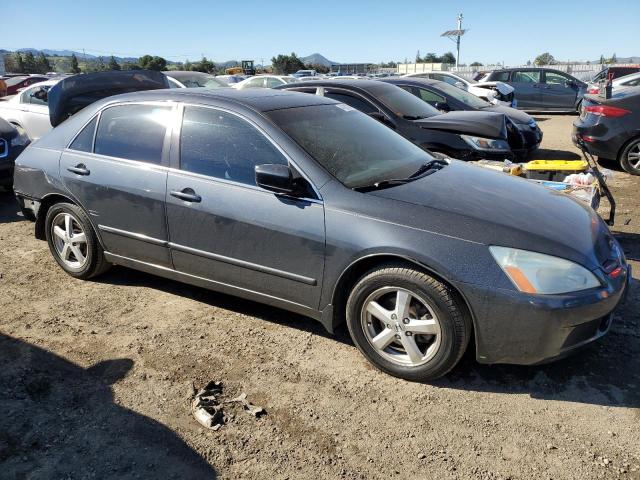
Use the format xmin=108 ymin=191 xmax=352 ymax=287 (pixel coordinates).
xmin=335 ymin=103 xmax=356 ymax=112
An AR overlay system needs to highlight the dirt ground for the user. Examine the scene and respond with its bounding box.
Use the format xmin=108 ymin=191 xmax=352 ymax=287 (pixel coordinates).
xmin=1 ymin=114 xmax=639 ymax=480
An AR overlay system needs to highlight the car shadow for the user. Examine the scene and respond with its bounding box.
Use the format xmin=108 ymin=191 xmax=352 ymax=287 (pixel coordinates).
xmin=530 ymin=148 xmax=582 ymax=160
xmin=95 ymin=266 xmax=346 ymax=345
xmin=615 ymin=231 xmax=640 ymax=261
xmin=0 ymin=334 xmax=217 ymax=479
xmin=0 ymin=190 xmax=23 ymax=224
xmin=94 ymin=262 xmax=639 ymax=409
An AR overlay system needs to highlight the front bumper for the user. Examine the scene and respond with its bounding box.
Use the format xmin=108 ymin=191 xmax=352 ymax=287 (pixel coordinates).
xmin=457 ymin=264 xmax=630 ymax=365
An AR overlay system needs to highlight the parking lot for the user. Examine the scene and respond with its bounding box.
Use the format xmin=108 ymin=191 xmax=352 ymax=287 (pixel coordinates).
xmin=0 ymin=113 xmax=638 ymax=479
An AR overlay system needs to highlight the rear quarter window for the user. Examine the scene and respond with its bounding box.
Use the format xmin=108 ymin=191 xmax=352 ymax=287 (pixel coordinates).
xmin=69 ymin=116 xmax=98 ymax=152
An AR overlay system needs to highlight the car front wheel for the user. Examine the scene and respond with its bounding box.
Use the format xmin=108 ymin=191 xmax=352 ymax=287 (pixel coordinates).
xmin=45 ymin=202 xmax=110 ymax=279
xmin=620 ymin=138 xmax=640 ymax=176
xmin=346 ymin=265 xmax=471 ymax=381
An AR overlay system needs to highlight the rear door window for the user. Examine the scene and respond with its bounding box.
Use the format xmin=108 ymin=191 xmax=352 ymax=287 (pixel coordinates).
xmin=490 ymin=71 xmax=511 ymax=82
xmin=512 ymin=70 xmax=541 ymax=83
xmin=324 ymin=91 xmax=378 ymax=114
xmin=544 ymin=71 xmax=572 ymax=85
xmin=94 ymin=104 xmax=172 ymax=164
xmin=179 ymin=106 xmax=288 ymax=186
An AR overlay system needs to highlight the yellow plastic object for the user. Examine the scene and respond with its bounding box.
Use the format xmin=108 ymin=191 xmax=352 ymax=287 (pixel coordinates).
xmin=525 ymin=160 xmax=588 ymax=172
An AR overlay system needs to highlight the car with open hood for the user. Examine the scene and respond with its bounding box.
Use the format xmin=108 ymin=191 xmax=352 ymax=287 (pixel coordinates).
xmin=381 ymin=77 xmax=543 ymax=160
xmin=276 ymin=79 xmax=516 ymax=161
xmin=12 ymin=82 xmax=630 ymax=381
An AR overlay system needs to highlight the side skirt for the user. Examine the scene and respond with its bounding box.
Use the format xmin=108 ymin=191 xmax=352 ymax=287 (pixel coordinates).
xmin=104 ymin=252 xmax=323 ymax=322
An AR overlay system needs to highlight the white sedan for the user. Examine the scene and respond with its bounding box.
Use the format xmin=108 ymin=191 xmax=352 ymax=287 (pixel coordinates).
xmin=402 ymin=71 xmax=513 ymax=105
xmin=0 ymin=79 xmax=60 ymax=141
xmin=233 ymin=75 xmax=297 ymax=90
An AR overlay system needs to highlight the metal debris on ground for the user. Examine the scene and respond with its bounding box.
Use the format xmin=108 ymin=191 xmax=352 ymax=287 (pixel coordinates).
xmin=191 ymin=380 xmax=266 ymax=431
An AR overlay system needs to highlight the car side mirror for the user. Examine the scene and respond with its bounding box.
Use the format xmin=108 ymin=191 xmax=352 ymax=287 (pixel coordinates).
xmin=434 ymin=101 xmax=450 ymax=112
xmin=255 ymin=164 xmax=296 ymax=195
xmin=454 ymin=81 xmax=466 ymax=90
xmin=32 ymin=87 xmax=48 ymax=101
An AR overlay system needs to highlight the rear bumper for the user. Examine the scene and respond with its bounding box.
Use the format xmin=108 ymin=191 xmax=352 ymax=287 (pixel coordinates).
xmin=456 ymin=264 xmax=630 ymax=365
xmin=572 ymin=120 xmax=624 ymax=160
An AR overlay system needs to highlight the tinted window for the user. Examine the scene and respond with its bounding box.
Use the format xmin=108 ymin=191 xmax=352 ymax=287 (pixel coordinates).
xmin=512 ymin=70 xmax=541 ymax=83
xmin=417 ymin=88 xmax=445 ymax=104
xmin=325 ymin=92 xmax=378 ymax=114
xmin=69 ymin=116 xmax=98 ymax=152
xmin=180 ymin=106 xmax=287 ymax=186
xmin=365 ymin=83 xmax=439 ymax=119
xmin=267 ymin=104 xmax=436 ymax=189
xmin=94 ymin=104 xmax=171 ymax=164
xmin=266 ymin=77 xmax=283 ymax=88
xmin=490 ymin=71 xmax=510 ymax=82
xmin=430 ymin=82 xmax=490 ymax=108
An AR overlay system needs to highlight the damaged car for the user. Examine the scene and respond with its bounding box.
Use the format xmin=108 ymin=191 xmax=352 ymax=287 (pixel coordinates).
xmin=13 ymin=75 xmax=630 ymax=381
xmin=276 ymin=79 xmax=516 ymax=161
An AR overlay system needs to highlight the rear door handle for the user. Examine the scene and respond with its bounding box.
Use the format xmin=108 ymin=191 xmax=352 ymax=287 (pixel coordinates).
xmin=170 ymin=188 xmax=202 ymax=203
xmin=67 ymin=164 xmax=90 ymax=176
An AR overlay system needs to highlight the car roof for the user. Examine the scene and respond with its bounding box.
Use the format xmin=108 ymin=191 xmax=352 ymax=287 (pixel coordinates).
xmin=163 ymin=71 xmax=215 ymax=80
xmin=383 ymin=77 xmax=440 ymax=87
xmin=99 ymin=87 xmax=338 ymax=112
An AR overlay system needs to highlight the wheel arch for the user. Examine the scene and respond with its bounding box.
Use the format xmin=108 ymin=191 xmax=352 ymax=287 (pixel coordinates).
xmin=617 ymin=133 xmax=640 ymax=162
xmin=35 ymin=193 xmax=105 ymax=249
xmin=328 ymin=254 xmax=476 ymax=343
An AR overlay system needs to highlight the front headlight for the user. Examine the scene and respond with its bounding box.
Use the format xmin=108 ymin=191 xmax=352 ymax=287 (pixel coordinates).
xmin=460 ymin=135 xmax=510 ymax=152
xmin=489 ymin=246 xmax=601 ymax=294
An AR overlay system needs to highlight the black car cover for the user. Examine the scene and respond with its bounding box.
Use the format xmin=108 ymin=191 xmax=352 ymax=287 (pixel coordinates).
xmin=48 ymin=70 xmax=170 ymax=127
xmin=415 ymin=110 xmax=508 ymax=140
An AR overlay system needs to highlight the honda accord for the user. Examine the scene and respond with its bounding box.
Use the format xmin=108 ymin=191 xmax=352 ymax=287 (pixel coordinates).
xmin=13 ymin=85 xmax=630 ymax=381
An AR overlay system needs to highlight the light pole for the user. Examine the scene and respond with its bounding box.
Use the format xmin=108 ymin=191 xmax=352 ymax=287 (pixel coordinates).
xmin=440 ymin=13 xmax=467 ymax=70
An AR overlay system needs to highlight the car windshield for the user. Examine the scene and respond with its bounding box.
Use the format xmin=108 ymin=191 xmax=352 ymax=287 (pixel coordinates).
xmin=367 ymin=83 xmax=439 ymax=119
xmin=267 ymin=103 xmax=438 ymax=189
xmin=432 ymin=81 xmax=490 ymax=108
xmin=173 ymin=73 xmax=226 ymax=89
xmin=282 ymin=77 xmax=297 ymax=83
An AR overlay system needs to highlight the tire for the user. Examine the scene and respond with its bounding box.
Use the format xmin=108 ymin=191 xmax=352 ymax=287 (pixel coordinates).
xmin=44 ymin=202 xmax=110 ymax=279
xmin=619 ymin=137 xmax=640 ymax=176
xmin=346 ymin=264 xmax=471 ymax=381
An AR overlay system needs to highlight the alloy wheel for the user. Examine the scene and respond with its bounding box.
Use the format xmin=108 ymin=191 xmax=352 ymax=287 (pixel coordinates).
xmin=51 ymin=212 xmax=88 ymax=269
xmin=360 ymin=287 xmax=442 ymax=367
xmin=628 ymin=142 xmax=640 ymax=170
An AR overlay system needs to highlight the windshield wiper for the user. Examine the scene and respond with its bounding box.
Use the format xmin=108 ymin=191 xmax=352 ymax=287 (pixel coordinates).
xmin=402 ymin=115 xmax=429 ymax=120
xmin=353 ymin=160 xmax=447 ymax=192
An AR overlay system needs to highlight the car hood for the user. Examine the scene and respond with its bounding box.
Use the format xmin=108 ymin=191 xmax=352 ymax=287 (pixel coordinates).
xmin=370 ymin=160 xmax=611 ymax=269
xmin=413 ymin=111 xmax=507 ymax=139
xmin=48 ymin=70 xmax=170 ymax=127
xmin=480 ymin=105 xmax=533 ymax=124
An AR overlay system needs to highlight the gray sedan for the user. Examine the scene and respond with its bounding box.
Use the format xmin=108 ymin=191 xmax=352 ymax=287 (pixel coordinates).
xmin=13 ymin=88 xmax=629 ymax=381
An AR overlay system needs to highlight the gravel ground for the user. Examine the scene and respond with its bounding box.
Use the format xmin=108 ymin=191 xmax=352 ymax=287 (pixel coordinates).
xmin=0 ymin=114 xmax=638 ymax=480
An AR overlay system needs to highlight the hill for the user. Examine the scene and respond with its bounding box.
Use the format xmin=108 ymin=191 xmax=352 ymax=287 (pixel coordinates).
xmin=300 ymin=53 xmax=337 ymax=67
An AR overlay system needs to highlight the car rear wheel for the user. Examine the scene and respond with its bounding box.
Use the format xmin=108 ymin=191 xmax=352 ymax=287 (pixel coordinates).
xmin=345 ymin=265 xmax=471 ymax=381
xmin=620 ymin=138 xmax=640 ymax=175
xmin=45 ymin=203 xmax=110 ymax=279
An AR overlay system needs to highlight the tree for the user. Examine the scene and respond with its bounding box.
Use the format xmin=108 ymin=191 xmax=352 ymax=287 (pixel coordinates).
xmin=138 ymin=55 xmax=167 ymax=71
xmin=305 ymin=63 xmax=329 ymax=74
xmin=270 ymin=53 xmax=305 ymax=74
xmin=470 ymin=61 xmax=483 ymax=67
xmin=70 ymin=53 xmax=81 ymax=74
xmin=14 ymin=52 xmax=25 ymax=73
xmin=122 ymin=61 xmax=140 ymax=70
xmin=534 ymin=52 xmax=555 ymax=66
xmin=599 ymin=54 xmax=605 ymax=65
xmin=610 ymin=53 xmax=617 ymax=64
xmin=190 ymin=56 xmax=215 ymax=73
xmin=184 ymin=59 xmax=192 ymax=71
xmin=415 ymin=50 xmax=421 ymax=63
xmin=36 ymin=52 xmax=51 ymax=73
xmin=440 ymin=52 xmax=456 ymax=64
xmin=423 ymin=52 xmax=438 ymax=63
xmin=108 ymin=55 xmax=121 ymax=71
xmin=3 ymin=54 xmax=17 ymax=73
xmin=23 ymin=52 xmax=37 ymax=74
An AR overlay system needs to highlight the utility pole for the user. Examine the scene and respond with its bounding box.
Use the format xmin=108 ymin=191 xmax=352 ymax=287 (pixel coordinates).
xmin=456 ymin=13 xmax=463 ymax=68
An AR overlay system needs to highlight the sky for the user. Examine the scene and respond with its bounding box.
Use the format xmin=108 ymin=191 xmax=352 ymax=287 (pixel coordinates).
xmin=1 ymin=0 xmax=639 ymax=66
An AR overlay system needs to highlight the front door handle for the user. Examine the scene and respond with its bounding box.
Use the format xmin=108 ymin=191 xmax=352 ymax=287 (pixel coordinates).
xmin=67 ymin=164 xmax=90 ymax=176
xmin=170 ymin=188 xmax=202 ymax=203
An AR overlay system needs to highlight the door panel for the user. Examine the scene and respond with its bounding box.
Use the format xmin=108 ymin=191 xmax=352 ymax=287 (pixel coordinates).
xmin=166 ymin=172 xmax=325 ymax=308
xmin=509 ymin=70 xmax=542 ymax=109
xmin=541 ymin=71 xmax=578 ymax=109
xmin=60 ymin=151 xmax=171 ymax=266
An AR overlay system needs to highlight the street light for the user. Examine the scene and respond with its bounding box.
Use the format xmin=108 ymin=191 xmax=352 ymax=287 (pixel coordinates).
xmin=440 ymin=13 xmax=467 ymax=69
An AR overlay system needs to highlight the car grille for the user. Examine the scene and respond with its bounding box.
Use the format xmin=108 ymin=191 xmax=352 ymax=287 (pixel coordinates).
xmin=0 ymin=138 xmax=8 ymax=159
